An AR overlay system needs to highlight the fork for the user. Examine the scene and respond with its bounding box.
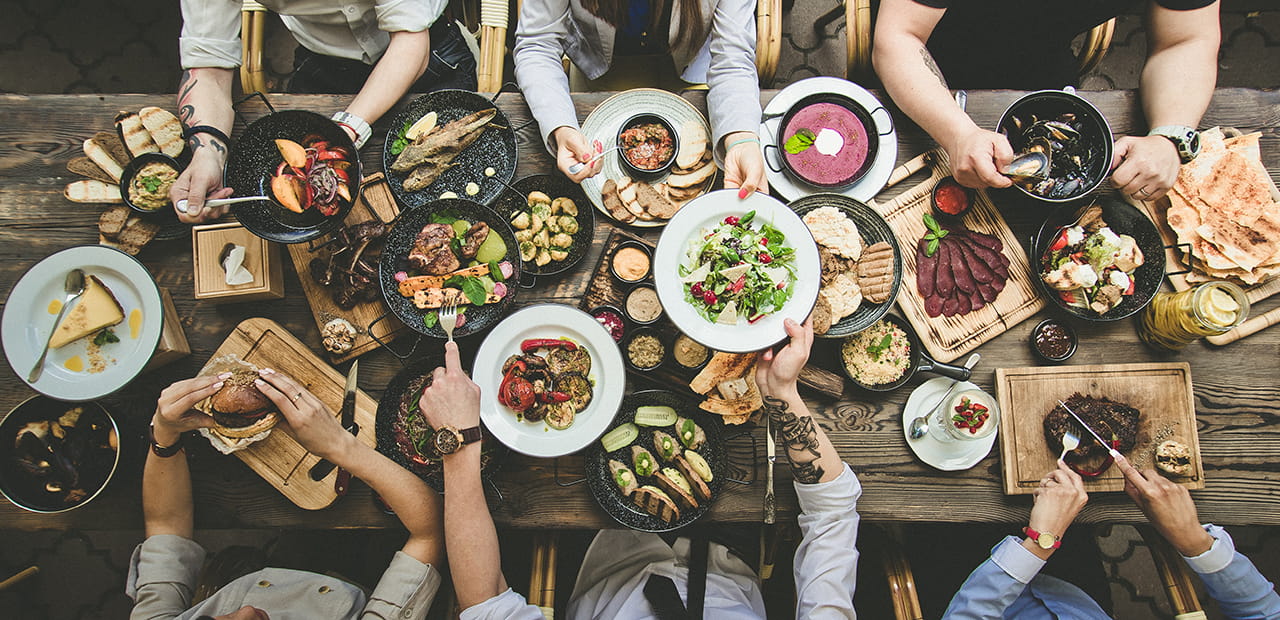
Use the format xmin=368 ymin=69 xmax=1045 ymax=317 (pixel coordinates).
xmin=1058 ymin=426 xmax=1081 ymax=461
xmin=438 ymin=300 xmax=459 ymax=343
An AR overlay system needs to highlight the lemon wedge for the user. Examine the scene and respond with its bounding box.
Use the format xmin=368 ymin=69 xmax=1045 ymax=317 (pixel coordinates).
xmin=405 ymin=111 xmax=438 ymax=141
xmin=1198 ymin=287 xmax=1240 ymax=327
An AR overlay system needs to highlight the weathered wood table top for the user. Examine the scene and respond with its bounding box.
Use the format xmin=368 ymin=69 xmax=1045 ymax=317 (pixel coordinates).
xmin=1 ymin=89 xmax=1277 ymax=531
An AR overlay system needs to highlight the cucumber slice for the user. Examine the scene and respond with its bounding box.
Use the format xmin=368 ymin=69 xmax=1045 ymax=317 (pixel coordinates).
xmin=600 ymin=423 xmax=639 ymax=452
xmin=634 ymin=406 xmax=678 ymax=427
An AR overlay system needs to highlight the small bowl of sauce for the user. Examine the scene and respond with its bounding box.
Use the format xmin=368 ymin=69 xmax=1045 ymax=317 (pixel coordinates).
xmin=672 ymin=334 xmax=710 ymax=370
xmin=624 ymin=328 xmax=666 ymax=372
xmin=931 ymin=176 xmax=973 ymax=220
xmin=1032 ymin=318 xmax=1077 ymax=363
xmin=589 ymin=305 xmax=626 ymax=342
xmin=624 ymin=283 xmax=664 ymax=325
xmin=610 ymin=241 xmax=652 ymax=284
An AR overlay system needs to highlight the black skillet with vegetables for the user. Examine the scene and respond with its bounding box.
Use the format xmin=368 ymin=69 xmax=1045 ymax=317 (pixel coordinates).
xmin=585 ymin=390 xmax=726 ymax=532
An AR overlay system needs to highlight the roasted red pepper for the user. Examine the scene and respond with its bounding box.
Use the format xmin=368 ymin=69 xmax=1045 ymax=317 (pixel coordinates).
xmin=536 ymin=391 xmax=571 ymax=404
xmin=501 ymin=377 xmax=537 ymax=411
xmin=1064 ymin=437 xmax=1120 ymax=477
xmin=520 ymin=339 xmax=577 ymax=353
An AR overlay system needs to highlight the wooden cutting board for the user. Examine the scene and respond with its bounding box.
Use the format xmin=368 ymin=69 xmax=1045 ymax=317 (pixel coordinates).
xmin=996 ymin=362 xmax=1203 ymax=495
xmin=874 ymin=150 xmax=1044 ymax=363
xmin=1129 ymin=128 xmax=1280 ymax=345
xmin=200 ymin=318 xmax=378 ymax=510
xmin=579 ymin=229 xmax=846 ymax=400
xmin=286 ymin=172 xmax=406 ymax=363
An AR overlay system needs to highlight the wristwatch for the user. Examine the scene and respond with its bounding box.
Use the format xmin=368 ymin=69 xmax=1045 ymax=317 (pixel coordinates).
xmin=432 ymin=425 xmax=483 ymax=455
xmin=1023 ymin=526 xmax=1062 ymax=550
xmin=1148 ymin=126 xmax=1201 ymax=165
xmin=330 ymin=111 xmax=371 ymax=149
xmin=149 ymin=423 xmax=185 ymax=458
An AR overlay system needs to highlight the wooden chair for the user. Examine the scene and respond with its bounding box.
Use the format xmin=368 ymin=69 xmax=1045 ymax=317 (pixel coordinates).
xmin=529 ymin=531 xmax=558 ymax=619
xmin=841 ymin=0 xmax=1117 ymax=82
xmin=240 ymin=1 xmax=270 ymax=94
xmin=1138 ymin=525 xmax=1208 ymax=620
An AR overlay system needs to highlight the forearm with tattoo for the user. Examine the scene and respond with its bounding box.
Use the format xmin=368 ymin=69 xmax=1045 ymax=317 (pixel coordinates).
xmin=765 ymin=396 xmax=826 ymax=484
xmin=175 ymin=68 xmax=233 ymax=157
xmin=920 ymin=46 xmax=948 ymax=89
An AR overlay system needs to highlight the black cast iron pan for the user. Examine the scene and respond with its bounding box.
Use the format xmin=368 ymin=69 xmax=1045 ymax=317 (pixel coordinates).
xmin=841 ymin=313 xmax=972 ymax=392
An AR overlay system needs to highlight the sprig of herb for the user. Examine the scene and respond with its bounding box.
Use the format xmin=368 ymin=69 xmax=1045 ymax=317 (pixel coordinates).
xmin=390 ymin=120 xmax=413 ymax=156
xmin=865 ymin=333 xmax=893 ymax=361
xmin=93 ymin=328 xmax=119 ymax=347
xmin=140 ymin=175 xmax=164 ymax=193
xmin=922 ymin=213 xmax=949 ymax=257
xmin=784 ymin=129 xmax=815 ymax=155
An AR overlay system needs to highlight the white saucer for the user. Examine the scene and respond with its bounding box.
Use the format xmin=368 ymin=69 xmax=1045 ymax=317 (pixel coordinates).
xmin=902 ymin=377 xmax=998 ymax=471
xmin=759 ymin=77 xmax=898 ymax=203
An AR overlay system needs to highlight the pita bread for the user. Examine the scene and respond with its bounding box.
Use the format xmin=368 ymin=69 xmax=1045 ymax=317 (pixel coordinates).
xmin=690 ymin=352 xmax=759 ymax=395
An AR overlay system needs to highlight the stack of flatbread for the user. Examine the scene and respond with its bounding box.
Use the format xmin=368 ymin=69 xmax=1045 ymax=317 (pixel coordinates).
xmin=598 ymin=120 xmax=717 ymax=224
xmin=1163 ymin=128 xmax=1280 ymax=285
xmin=63 ymin=106 xmax=185 ymax=255
xmin=689 ymin=352 xmax=762 ymax=425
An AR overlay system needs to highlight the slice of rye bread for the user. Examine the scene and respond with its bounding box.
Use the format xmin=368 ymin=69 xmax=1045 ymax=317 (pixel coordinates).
xmin=82 ymin=138 xmax=124 ymax=182
xmin=68 ymin=156 xmax=117 ymax=184
xmin=114 ymin=217 xmax=160 ymax=255
xmin=635 ymin=181 xmax=679 ymax=219
xmin=92 ymin=131 xmax=131 ymax=165
xmin=98 ymin=206 xmax=131 ymax=237
xmin=600 ymin=178 xmax=635 ymax=224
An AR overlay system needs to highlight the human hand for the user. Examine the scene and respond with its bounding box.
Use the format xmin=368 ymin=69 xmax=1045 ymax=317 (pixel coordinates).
xmin=152 ymin=374 xmax=229 ymax=443
xmin=254 ymin=369 xmax=353 ymax=462
xmin=755 ymin=318 xmax=812 ymax=399
xmin=1110 ymin=135 xmax=1181 ymax=201
xmin=722 ymin=132 xmax=768 ymax=199
xmin=1115 ymin=454 xmax=1214 ymax=556
xmin=1026 ymin=460 xmax=1088 ymax=556
xmin=946 ymin=127 xmax=1015 ymax=189
xmin=553 ymin=126 xmax=602 ymax=183
xmin=170 ymin=149 xmax=233 ymax=224
xmin=418 ymin=342 xmax=481 ymax=437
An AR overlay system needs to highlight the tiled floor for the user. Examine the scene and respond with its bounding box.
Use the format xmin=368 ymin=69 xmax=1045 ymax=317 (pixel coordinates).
xmin=2 ymin=0 xmax=1278 ymax=618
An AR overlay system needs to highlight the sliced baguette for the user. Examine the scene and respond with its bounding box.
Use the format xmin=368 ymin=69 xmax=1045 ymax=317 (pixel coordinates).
xmin=82 ymin=138 xmax=123 ymax=182
xmin=92 ymin=131 xmax=130 ymax=165
xmin=64 ymin=180 xmax=123 ymax=203
xmin=115 ymin=111 xmax=160 ymax=157
xmin=139 ymin=107 xmax=184 ymax=158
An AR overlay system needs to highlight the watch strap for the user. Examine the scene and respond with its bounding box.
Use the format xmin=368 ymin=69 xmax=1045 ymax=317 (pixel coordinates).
xmin=1023 ymin=526 xmax=1062 ymax=549
xmin=1148 ymin=125 xmax=1200 ymax=164
xmin=460 ymin=426 xmax=483 ymax=445
xmin=331 ymin=111 xmax=371 ymax=149
xmin=149 ymin=423 xmax=185 ymax=458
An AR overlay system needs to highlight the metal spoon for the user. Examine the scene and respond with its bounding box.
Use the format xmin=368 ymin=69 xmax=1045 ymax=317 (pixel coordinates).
xmin=908 ymin=353 xmax=980 ymax=440
xmin=568 ymin=147 xmax=620 ymax=175
xmin=28 ymin=269 xmax=86 ymax=383
xmin=175 ymin=196 xmax=270 ymax=213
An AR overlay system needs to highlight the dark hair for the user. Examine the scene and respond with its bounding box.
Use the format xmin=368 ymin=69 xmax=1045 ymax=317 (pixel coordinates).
xmin=581 ymin=0 xmax=706 ymax=54
xmin=196 ymin=616 xmax=216 ymax=620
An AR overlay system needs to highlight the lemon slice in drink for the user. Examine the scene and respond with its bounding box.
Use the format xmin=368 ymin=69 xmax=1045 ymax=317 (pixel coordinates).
xmin=1198 ymin=287 xmax=1240 ymax=327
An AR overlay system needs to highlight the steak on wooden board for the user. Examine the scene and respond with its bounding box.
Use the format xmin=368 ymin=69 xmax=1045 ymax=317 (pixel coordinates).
xmin=1043 ymin=393 xmax=1141 ymax=460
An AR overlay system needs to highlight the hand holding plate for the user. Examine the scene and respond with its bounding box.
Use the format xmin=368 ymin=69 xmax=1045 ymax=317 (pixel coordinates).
xmin=723 ymin=132 xmax=769 ymax=199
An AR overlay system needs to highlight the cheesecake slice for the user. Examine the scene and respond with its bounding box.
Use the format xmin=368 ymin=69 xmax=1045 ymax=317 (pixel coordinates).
xmin=50 ymin=275 xmax=125 ymax=348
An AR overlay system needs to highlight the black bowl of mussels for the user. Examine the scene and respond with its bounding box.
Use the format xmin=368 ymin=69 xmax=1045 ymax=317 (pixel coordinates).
xmin=997 ymin=87 xmax=1113 ymax=203
xmin=0 ymin=396 xmax=120 ymax=513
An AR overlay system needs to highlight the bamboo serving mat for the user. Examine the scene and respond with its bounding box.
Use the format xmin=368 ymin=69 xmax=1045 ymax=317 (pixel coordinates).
xmin=201 ymin=318 xmax=379 ymax=510
xmin=874 ymin=150 xmax=1045 ymax=363
xmin=1129 ymin=129 xmax=1280 ymax=345
xmin=286 ymin=173 xmax=407 ymax=363
xmin=579 ymin=229 xmax=846 ymax=400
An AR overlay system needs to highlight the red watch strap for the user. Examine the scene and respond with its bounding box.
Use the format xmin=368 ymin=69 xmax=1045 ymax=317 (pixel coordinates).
xmin=1023 ymin=526 xmax=1062 ymax=549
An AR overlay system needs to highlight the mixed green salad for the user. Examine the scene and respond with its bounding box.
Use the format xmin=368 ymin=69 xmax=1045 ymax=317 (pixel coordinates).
xmin=679 ymin=211 xmax=796 ymax=324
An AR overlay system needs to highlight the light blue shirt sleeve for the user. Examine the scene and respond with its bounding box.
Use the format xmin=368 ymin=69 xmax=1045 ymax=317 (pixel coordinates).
xmin=1185 ymin=525 xmax=1280 ymax=620
xmin=792 ymin=463 xmax=861 ymax=619
xmin=942 ymin=536 xmax=1045 ymax=620
xmin=460 ymin=588 xmax=545 ymax=620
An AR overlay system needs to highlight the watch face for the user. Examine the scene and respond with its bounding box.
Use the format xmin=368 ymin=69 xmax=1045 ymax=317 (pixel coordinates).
xmin=1188 ymin=132 xmax=1201 ymax=155
xmin=1037 ymin=532 xmax=1056 ymax=548
xmin=434 ymin=429 xmax=461 ymax=454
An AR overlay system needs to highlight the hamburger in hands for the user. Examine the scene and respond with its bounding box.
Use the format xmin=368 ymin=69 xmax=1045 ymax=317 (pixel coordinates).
xmin=205 ymin=367 xmax=279 ymax=439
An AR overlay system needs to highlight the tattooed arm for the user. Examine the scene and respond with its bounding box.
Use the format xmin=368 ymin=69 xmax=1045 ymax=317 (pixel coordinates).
xmin=168 ymin=68 xmax=235 ymax=224
xmin=872 ymin=0 xmax=1014 ymax=189
xmin=756 ymin=319 xmax=842 ymax=484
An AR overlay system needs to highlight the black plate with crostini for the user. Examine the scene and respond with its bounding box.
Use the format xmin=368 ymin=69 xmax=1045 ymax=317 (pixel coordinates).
xmin=585 ymin=390 xmax=726 ymax=532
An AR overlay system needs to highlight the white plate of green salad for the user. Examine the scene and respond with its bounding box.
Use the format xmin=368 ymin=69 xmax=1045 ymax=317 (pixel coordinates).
xmin=653 ymin=190 xmax=820 ymax=353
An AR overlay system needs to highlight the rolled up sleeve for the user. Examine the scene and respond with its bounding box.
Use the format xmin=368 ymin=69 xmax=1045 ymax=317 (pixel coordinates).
xmin=514 ymin=0 xmax=582 ymax=152
xmin=126 ymin=535 xmax=206 ymax=620
xmin=179 ymin=0 xmax=243 ymax=69
xmin=362 ymin=551 xmax=443 ymax=620
xmin=459 ymin=588 xmax=546 ymax=620
xmin=705 ymin=0 xmax=761 ymax=158
xmin=793 ymin=463 xmax=861 ymax=619
xmin=1184 ymin=525 xmax=1280 ymax=619
xmin=375 ymin=0 xmax=443 ymax=33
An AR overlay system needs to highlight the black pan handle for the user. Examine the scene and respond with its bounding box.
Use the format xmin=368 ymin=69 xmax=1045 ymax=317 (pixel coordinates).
xmin=367 ymin=313 xmax=420 ymax=362
xmin=1165 ymin=242 xmax=1192 ymax=277
xmin=869 ymin=106 xmax=895 ymax=137
xmin=762 ymin=144 xmax=785 ymax=173
xmin=917 ymin=355 xmax=973 ymax=383
xmin=233 ymin=91 xmax=277 ymax=115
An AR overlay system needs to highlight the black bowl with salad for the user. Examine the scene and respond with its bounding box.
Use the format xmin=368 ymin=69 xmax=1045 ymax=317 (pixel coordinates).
xmin=379 ymin=198 xmax=522 ymax=338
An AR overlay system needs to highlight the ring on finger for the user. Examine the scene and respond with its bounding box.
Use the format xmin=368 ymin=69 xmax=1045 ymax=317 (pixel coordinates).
xmin=291 ymin=392 xmax=303 ymax=403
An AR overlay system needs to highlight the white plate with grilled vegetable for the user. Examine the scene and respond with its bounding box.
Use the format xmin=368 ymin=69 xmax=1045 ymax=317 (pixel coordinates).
xmin=586 ymin=390 xmax=727 ymax=532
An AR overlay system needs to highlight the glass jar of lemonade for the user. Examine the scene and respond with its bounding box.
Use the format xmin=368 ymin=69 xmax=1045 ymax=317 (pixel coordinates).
xmin=1138 ymin=282 xmax=1249 ymax=351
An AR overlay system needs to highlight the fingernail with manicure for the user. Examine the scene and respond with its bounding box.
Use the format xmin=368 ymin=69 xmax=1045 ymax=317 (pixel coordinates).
xmin=218 ymin=372 xmax=233 ymax=379
xmin=213 ymin=382 xmax=224 ymax=389
xmin=254 ymin=379 xmax=267 ymax=387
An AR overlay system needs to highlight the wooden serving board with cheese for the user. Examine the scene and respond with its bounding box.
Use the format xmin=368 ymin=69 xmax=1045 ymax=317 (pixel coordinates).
xmin=200 ymin=318 xmax=378 ymax=510
xmin=1130 ymin=128 xmax=1280 ymax=346
xmin=874 ymin=150 xmax=1044 ymax=363
xmin=579 ymin=229 xmax=846 ymax=400
xmin=995 ymin=362 xmax=1203 ymax=495
xmin=286 ymin=172 xmax=406 ymax=363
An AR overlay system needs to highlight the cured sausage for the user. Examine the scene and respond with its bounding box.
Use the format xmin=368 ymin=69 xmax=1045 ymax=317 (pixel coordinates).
xmin=916 ymin=238 xmax=937 ymax=298
xmin=947 ymin=238 xmax=977 ymax=294
xmin=934 ymin=240 xmax=956 ymax=298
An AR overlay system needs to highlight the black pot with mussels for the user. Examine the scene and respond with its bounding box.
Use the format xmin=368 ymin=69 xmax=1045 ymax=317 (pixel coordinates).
xmin=997 ymin=87 xmax=1114 ymax=203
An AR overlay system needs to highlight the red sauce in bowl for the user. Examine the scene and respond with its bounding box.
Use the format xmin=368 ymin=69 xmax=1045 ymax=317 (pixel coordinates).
xmin=933 ymin=177 xmax=971 ymax=216
xmin=620 ymin=123 xmax=674 ymax=170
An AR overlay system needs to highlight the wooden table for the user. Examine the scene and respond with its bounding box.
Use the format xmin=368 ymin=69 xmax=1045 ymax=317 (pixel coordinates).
xmin=1 ymin=89 xmax=1278 ymax=531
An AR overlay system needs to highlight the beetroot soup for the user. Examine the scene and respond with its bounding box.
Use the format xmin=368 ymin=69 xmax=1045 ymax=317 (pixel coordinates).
xmin=782 ymin=102 xmax=870 ymax=187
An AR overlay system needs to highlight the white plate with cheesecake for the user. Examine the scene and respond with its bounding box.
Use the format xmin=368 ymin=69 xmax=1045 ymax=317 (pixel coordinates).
xmin=3 ymin=245 xmax=163 ymax=401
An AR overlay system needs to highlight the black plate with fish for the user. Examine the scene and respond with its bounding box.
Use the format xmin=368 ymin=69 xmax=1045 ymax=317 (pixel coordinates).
xmin=375 ymin=355 xmax=505 ymax=492
xmin=382 ymin=90 xmax=518 ymax=210
xmin=379 ymin=198 xmax=522 ymax=338
xmin=1031 ymin=198 xmax=1165 ymax=322
xmin=997 ymin=89 xmax=1113 ymax=203
xmin=492 ymin=173 xmax=595 ymax=278
xmin=225 ymin=110 xmax=360 ymax=243
xmin=0 ymin=396 xmax=119 ymax=513
xmin=789 ymin=193 xmax=902 ymax=337
xmin=585 ymin=390 xmax=726 ymax=533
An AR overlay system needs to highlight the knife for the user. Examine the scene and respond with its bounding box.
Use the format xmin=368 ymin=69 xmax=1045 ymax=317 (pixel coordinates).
xmin=1057 ymin=399 xmax=1121 ymax=459
xmin=308 ymin=361 xmax=360 ymax=489
xmin=759 ymin=415 xmax=778 ymax=580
